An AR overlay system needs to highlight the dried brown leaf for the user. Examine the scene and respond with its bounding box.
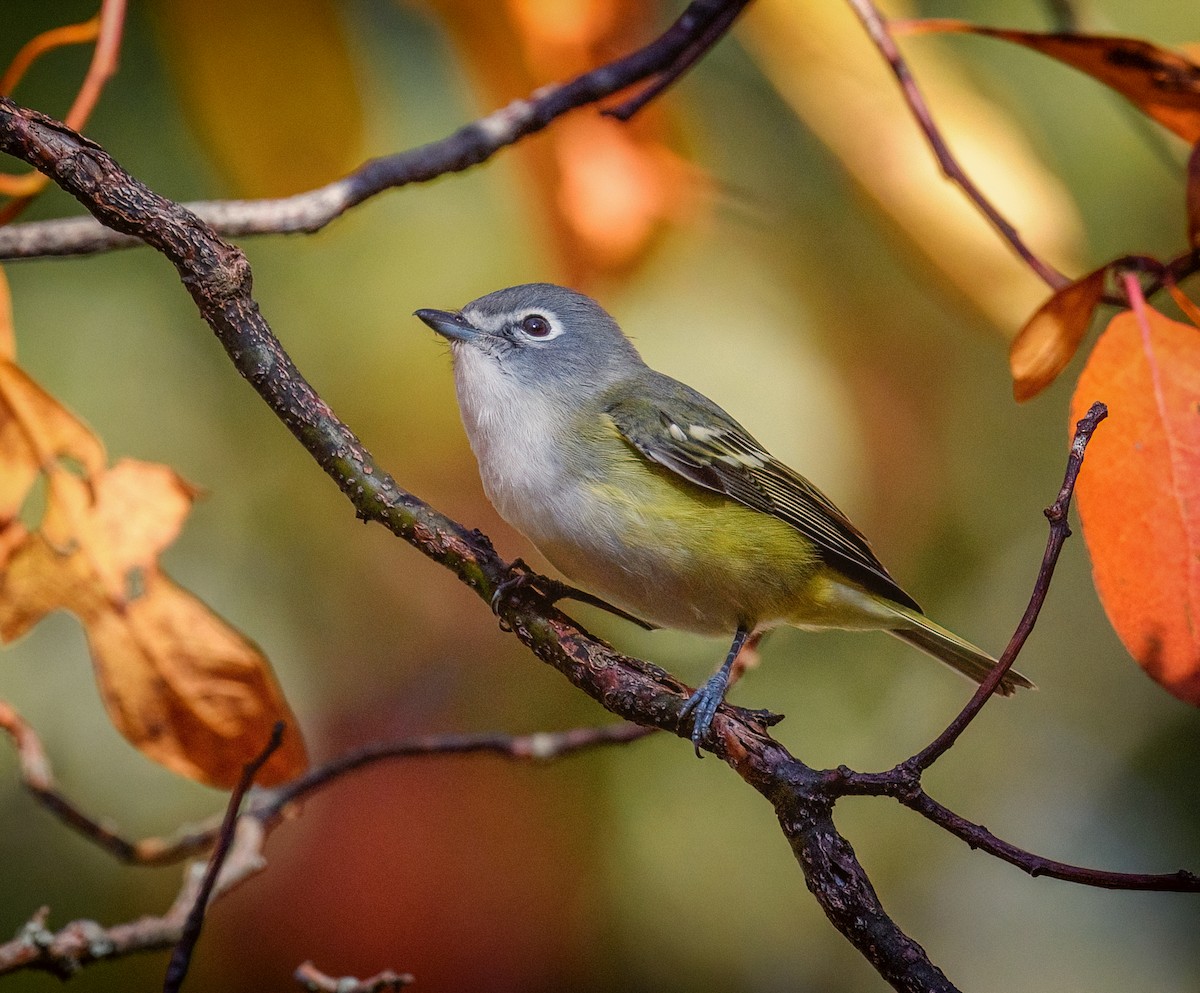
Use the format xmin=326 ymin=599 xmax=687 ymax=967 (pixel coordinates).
xmin=0 ymin=461 xmax=307 ymax=786
xmin=1009 ymin=265 xmax=1108 ymax=401
xmin=0 ymin=360 xmax=106 ymax=522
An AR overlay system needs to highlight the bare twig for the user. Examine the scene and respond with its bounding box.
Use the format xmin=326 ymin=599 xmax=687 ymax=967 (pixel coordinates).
xmin=844 ymin=0 xmax=1070 ymax=291
xmin=162 ymin=723 xmax=285 ymax=993
xmin=0 ymin=818 xmax=271 ymax=979
xmin=251 ymin=721 xmax=655 ymax=820
xmin=904 ymin=791 xmax=1200 ymax=892
xmin=0 ymin=0 xmax=742 ymax=259
xmin=0 ymin=699 xmax=219 ymax=866
xmin=294 ymin=961 xmax=414 ymax=993
xmin=908 ymin=400 xmax=1108 ymax=770
xmin=603 ymin=0 xmax=751 ymax=121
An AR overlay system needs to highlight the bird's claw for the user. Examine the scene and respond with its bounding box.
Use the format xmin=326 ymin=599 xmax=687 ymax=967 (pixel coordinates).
xmin=490 ymin=560 xmax=655 ymax=631
xmin=680 ymin=670 xmax=731 ymax=758
xmin=490 ymin=559 xmax=536 ymax=614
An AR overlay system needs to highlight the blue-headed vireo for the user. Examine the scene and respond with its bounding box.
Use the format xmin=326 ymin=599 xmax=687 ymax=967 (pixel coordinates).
xmin=415 ymin=284 xmax=1032 ymax=751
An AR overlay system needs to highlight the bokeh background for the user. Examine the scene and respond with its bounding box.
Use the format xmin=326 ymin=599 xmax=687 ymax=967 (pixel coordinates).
xmin=2 ymin=1 xmax=1198 ymax=991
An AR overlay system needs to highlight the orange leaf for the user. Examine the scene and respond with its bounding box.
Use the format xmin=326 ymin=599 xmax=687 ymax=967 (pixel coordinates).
xmin=899 ymin=21 xmax=1200 ymax=143
xmin=1010 ymin=265 xmax=1107 ymax=401
xmin=0 ymin=461 xmax=307 ymax=786
xmin=1071 ymin=307 xmax=1200 ymax=705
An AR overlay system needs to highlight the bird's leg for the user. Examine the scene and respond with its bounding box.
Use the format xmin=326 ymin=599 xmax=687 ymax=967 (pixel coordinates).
xmin=490 ymin=559 xmax=657 ymax=630
xmin=680 ymin=626 xmax=751 ymax=756
xmin=728 ymin=630 xmax=765 ymax=688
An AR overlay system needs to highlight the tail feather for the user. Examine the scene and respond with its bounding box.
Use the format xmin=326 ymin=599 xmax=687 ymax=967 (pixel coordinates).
xmin=886 ymin=607 xmax=1034 ymax=696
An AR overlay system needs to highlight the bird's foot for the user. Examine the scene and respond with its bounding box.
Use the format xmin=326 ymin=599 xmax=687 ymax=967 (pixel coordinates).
xmin=490 ymin=559 xmax=656 ymax=631
xmin=490 ymin=559 xmax=536 ymax=615
xmin=679 ymin=669 xmax=732 ymax=758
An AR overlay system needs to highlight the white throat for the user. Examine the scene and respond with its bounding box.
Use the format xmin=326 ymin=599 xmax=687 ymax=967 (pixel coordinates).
xmin=450 ymin=343 xmax=570 ymax=536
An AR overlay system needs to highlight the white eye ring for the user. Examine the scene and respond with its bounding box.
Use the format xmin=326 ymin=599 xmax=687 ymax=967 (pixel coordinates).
xmin=516 ymin=312 xmax=564 ymax=342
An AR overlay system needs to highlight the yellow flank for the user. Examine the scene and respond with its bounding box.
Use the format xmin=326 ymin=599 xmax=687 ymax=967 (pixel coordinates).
xmin=529 ymin=415 xmax=895 ymax=636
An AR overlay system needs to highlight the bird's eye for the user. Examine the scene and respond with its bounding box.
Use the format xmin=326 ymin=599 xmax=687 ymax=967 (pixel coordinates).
xmin=521 ymin=314 xmax=552 ymax=338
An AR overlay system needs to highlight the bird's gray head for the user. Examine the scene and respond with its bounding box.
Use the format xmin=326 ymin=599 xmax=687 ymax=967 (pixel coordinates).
xmin=415 ymin=283 xmax=643 ymax=397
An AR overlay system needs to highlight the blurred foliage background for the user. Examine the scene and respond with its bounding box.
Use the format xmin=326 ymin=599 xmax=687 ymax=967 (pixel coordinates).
xmin=1 ymin=0 xmax=1198 ymax=990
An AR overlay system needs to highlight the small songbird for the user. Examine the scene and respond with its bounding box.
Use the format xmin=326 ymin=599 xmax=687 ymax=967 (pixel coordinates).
xmin=416 ymin=284 xmax=1032 ymax=751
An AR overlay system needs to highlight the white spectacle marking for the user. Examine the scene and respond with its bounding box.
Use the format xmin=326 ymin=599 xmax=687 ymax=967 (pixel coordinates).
xmin=464 ymin=307 xmax=567 ymax=343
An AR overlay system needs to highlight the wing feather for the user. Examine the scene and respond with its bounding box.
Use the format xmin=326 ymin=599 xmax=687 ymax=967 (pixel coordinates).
xmin=605 ymin=387 xmax=920 ymax=612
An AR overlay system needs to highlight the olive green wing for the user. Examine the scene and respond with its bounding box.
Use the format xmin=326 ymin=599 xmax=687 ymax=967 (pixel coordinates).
xmin=604 ymin=385 xmax=921 ymax=612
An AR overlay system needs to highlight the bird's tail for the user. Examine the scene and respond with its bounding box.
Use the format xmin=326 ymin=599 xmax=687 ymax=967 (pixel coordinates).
xmin=885 ymin=605 xmax=1034 ymax=696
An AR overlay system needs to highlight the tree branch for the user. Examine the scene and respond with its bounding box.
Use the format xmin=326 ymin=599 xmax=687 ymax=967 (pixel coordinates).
xmin=0 ymin=0 xmax=743 ymax=260
xmin=0 ymin=699 xmax=219 ymax=866
xmin=294 ymin=961 xmax=413 ymax=993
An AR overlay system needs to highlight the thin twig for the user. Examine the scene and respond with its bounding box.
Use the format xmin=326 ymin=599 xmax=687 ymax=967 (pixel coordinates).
xmin=161 ymin=722 xmax=285 ymax=993
xmin=844 ymin=0 xmax=1070 ymax=291
xmin=294 ymin=961 xmax=414 ymax=993
xmin=0 ymin=718 xmax=654 ymax=980
xmin=0 ymin=699 xmax=219 ymax=866
xmin=908 ymin=400 xmax=1108 ymax=771
xmin=251 ymin=721 xmax=655 ymax=821
xmin=0 ymin=0 xmax=741 ymax=259
xmin=905 ymin=791 xmax=1200 ymax=891
xmin=0 ymin=818 xmax=271 ymax=979
xmin=603 ymin=0 xmax=751 ymax=121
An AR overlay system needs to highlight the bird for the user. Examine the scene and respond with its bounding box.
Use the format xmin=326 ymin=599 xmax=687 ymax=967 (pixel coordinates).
xmin=415 ymin=283 xmax=1032 ymax=752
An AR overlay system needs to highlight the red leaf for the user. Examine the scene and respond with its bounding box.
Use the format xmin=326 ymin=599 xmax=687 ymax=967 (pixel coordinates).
xmin=1071 ymin=305 xmax=1200 ymax=704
